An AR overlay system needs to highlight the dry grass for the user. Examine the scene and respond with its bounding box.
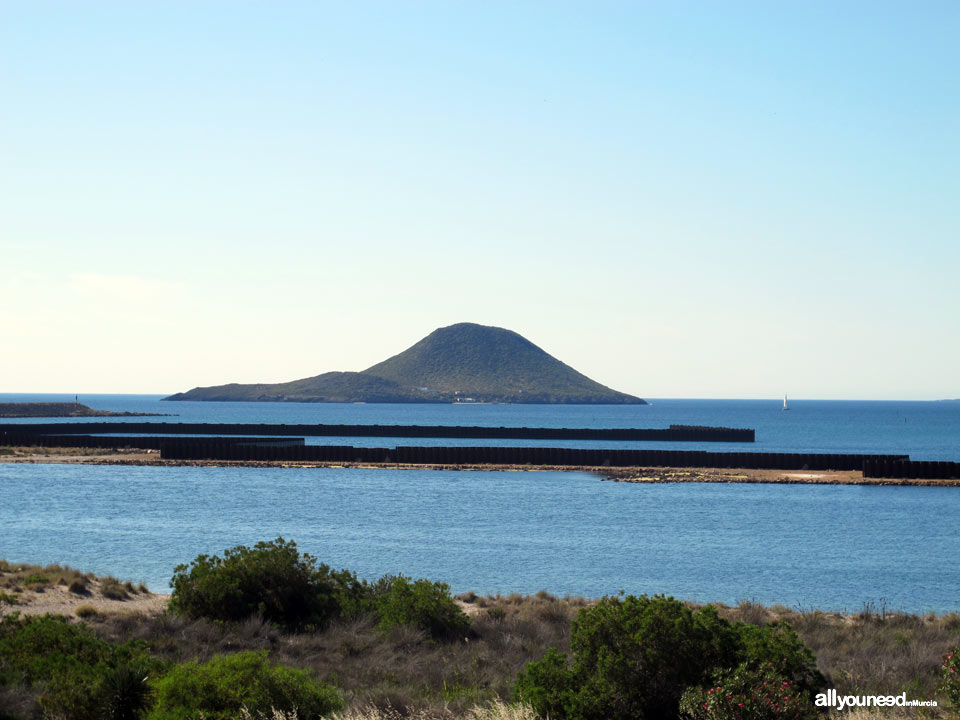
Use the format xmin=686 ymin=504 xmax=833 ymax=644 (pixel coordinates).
xmin=465 ymin=700 xmax=541 ymax=720
xmin=75 ymin=604 xmax=99 ymax=618
xmin=0 ymin=561 xmax=145 ymax=599
xmin=0 ymin=560 xmax=92 ymax=592
xmin=0 ymin=560 xmax=149 ymax=605
xmin=331 ymin=699 xmax=541 ymax=720
xmin=53 ymin=591 xmax=960 ymax=718
xmin=88 ymin=593 xmax=578 ymax=716
xmin=838 ymin=710 xmax=935 ymax=720
xmin=228 ymin=699 xmax=541 ymax=720
xmin=717 ymin=602 xmax=960 ymax=706
xmin=238 ymin=710 xmax=300 ymax=720
xmin=100 ymin=577 xmax=132 ymax=600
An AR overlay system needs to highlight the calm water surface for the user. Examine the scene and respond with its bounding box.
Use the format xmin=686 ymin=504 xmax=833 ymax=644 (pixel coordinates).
xmin=2 ymin=463 xmax=957 ymax=614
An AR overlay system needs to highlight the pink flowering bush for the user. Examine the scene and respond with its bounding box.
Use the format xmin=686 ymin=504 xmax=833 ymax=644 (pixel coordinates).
xmin=679 ymin=663 xmax=819 ymax=720
xmin=941 ymin=647 xmax=960 ymax=716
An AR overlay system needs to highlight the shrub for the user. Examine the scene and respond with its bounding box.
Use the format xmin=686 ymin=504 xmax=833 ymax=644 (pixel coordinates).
xmin=168 ymin=538 xmax=367 ymax=631
xmin=0 ymin=614 xmax=117 ymax=687
xmin=0 ymin=614 xmax=159 ymax=720
xmin=374 ymin=575 xmax=471 ymax=640
xmin=514 ymin=647 xmax=579 ymax=719
xmin=941 ymin=647 xmax=960 ymax=716
xmin=148 ymin=650 xmax=342 ymax=720
xmin=733 ymin=622 xmax=824 ymax=698
xmin=101 ymin=662 xmax=154 ymax=720
xmin=76 ymin=604 xmax=99 ymax=618
xmin=516 ymin=595 xmax=740 ymax=720
xmin=102 ymin=578 xmax=131 ymax=600
xmin=515 ymin=594 xmax=822 ymax=720
xmin=679 ymin=663 xmax=820 ymax=720
xmin=70 ymin=577 xmax=90 ymax=594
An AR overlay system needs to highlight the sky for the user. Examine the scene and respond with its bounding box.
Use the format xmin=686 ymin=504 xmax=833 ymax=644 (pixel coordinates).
xmin=1 ymin=1 xmax=958 ymax=400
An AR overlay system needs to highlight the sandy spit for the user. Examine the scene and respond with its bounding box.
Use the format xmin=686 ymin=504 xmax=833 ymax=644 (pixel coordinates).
xmin=1 ymin=447 xmax=957 ymax=486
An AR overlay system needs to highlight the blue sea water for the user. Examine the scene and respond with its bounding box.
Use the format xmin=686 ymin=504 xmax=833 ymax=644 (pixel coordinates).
xmin=2 ymin=394 xmax=959 ymax=613
xmin=1 ymin=463 xmax=958 ymax=614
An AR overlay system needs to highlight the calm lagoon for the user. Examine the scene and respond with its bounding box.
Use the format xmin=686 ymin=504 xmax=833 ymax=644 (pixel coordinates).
xmin=2 ymin=463 xmax=957 ymax=614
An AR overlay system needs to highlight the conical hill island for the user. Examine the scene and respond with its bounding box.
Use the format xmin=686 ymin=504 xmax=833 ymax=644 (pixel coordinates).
xmin=164 ymin=323 xmax=646 ymax=405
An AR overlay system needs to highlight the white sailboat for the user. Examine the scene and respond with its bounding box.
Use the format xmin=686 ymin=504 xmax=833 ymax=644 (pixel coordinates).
xmin=783 ymin=394 xmax=790 ymax=411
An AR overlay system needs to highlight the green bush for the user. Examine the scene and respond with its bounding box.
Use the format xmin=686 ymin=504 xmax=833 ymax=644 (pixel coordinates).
xmin=168 ymin=538 xmax=366 ymax=631
xmin=513 ymin=647 xmax=580 ymax=718
xmin=0 ymin=613 xmax=158 ymax=720
xmin=373 ymin=575 xmax=471 ymax=640
xmin=100 ymin=662 xmax=155 ymax=720
xmin=515 ymin=595 xmax=823 ymax=720
xmin=516 ymin=595 xmax=739 ymax=720
xmin=679 ymin=663 xmax=820 ymax=720
xmin=169 ymin=539 xmax=470 ymax=640
xmin=941 ymin=647 xmax=960 ymax=716
xmin=733 ymin=622 xmax=823 ymax=698
xmin=148 ymin=650 xmax=342 ymax=720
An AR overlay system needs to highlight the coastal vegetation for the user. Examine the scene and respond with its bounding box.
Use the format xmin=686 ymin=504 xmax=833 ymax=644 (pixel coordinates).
xmin=0 ymin=561 xmax=149 ymax=600
xmin=1 ymin=542 xmax=959 ymax=719
xmin=168 ymin=539 xmax=469 ymax=640
xmin=164 ymin=323 xmax=645 ymax=405
xmin=514 ymin=594 xmax=822 ymax=720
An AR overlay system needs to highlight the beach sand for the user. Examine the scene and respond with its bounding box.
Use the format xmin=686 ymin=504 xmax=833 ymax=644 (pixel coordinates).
xmin=0 ymin=577 xmax=169 ymax=619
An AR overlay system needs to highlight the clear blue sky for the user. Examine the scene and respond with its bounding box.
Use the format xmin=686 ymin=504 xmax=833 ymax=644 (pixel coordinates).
xmin=2 ymin=1 xmax=958 ymax=399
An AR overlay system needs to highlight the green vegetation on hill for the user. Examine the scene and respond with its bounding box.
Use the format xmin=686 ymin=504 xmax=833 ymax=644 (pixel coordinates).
xmin=362 ymin=323 xmax=642 ymax=404
xmin=164 ymin=323 xmax=645 ymax=404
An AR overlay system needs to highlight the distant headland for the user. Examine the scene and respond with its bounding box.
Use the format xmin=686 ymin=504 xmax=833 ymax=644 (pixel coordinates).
xmin=164 ymin=322 xmax=646 ymax=405
xmin=0 ymin=402 xmax=170 ymax=418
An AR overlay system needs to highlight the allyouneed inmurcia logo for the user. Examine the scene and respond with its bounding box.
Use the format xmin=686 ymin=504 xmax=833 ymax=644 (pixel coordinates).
xmin=815 ymin=689 xmax=938 ymax=709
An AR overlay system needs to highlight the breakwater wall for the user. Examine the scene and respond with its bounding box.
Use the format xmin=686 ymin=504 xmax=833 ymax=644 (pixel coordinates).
xmin=7 ymin=427 xmax=958 ymax=478
xmin=0 ymin=422 xmax=754 ymax=443
xmin=155 ymin=440 xmax=905 ymax=471
xmin=0 ymin=432 xmax=304 ymax=451
xmin=863 ymin=458 xmax=960 ymax=480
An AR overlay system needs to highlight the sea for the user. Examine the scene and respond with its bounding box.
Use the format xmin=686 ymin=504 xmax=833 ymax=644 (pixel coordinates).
xmin=2 ymin=394 xmax=959 ymax=614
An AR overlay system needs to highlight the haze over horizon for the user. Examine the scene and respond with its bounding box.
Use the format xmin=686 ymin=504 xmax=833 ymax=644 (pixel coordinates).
xmin=2 ymin=2 xmax=958 ymax=401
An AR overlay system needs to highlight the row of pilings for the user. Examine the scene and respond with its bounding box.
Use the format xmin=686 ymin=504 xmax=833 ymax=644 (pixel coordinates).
xmin=154 ymin=440 xmax=910 ymax=471
xmin=0 ymin=422 xmax=755 ymax=442
xmin=3 ymin=425 xmax=957 ymax=478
